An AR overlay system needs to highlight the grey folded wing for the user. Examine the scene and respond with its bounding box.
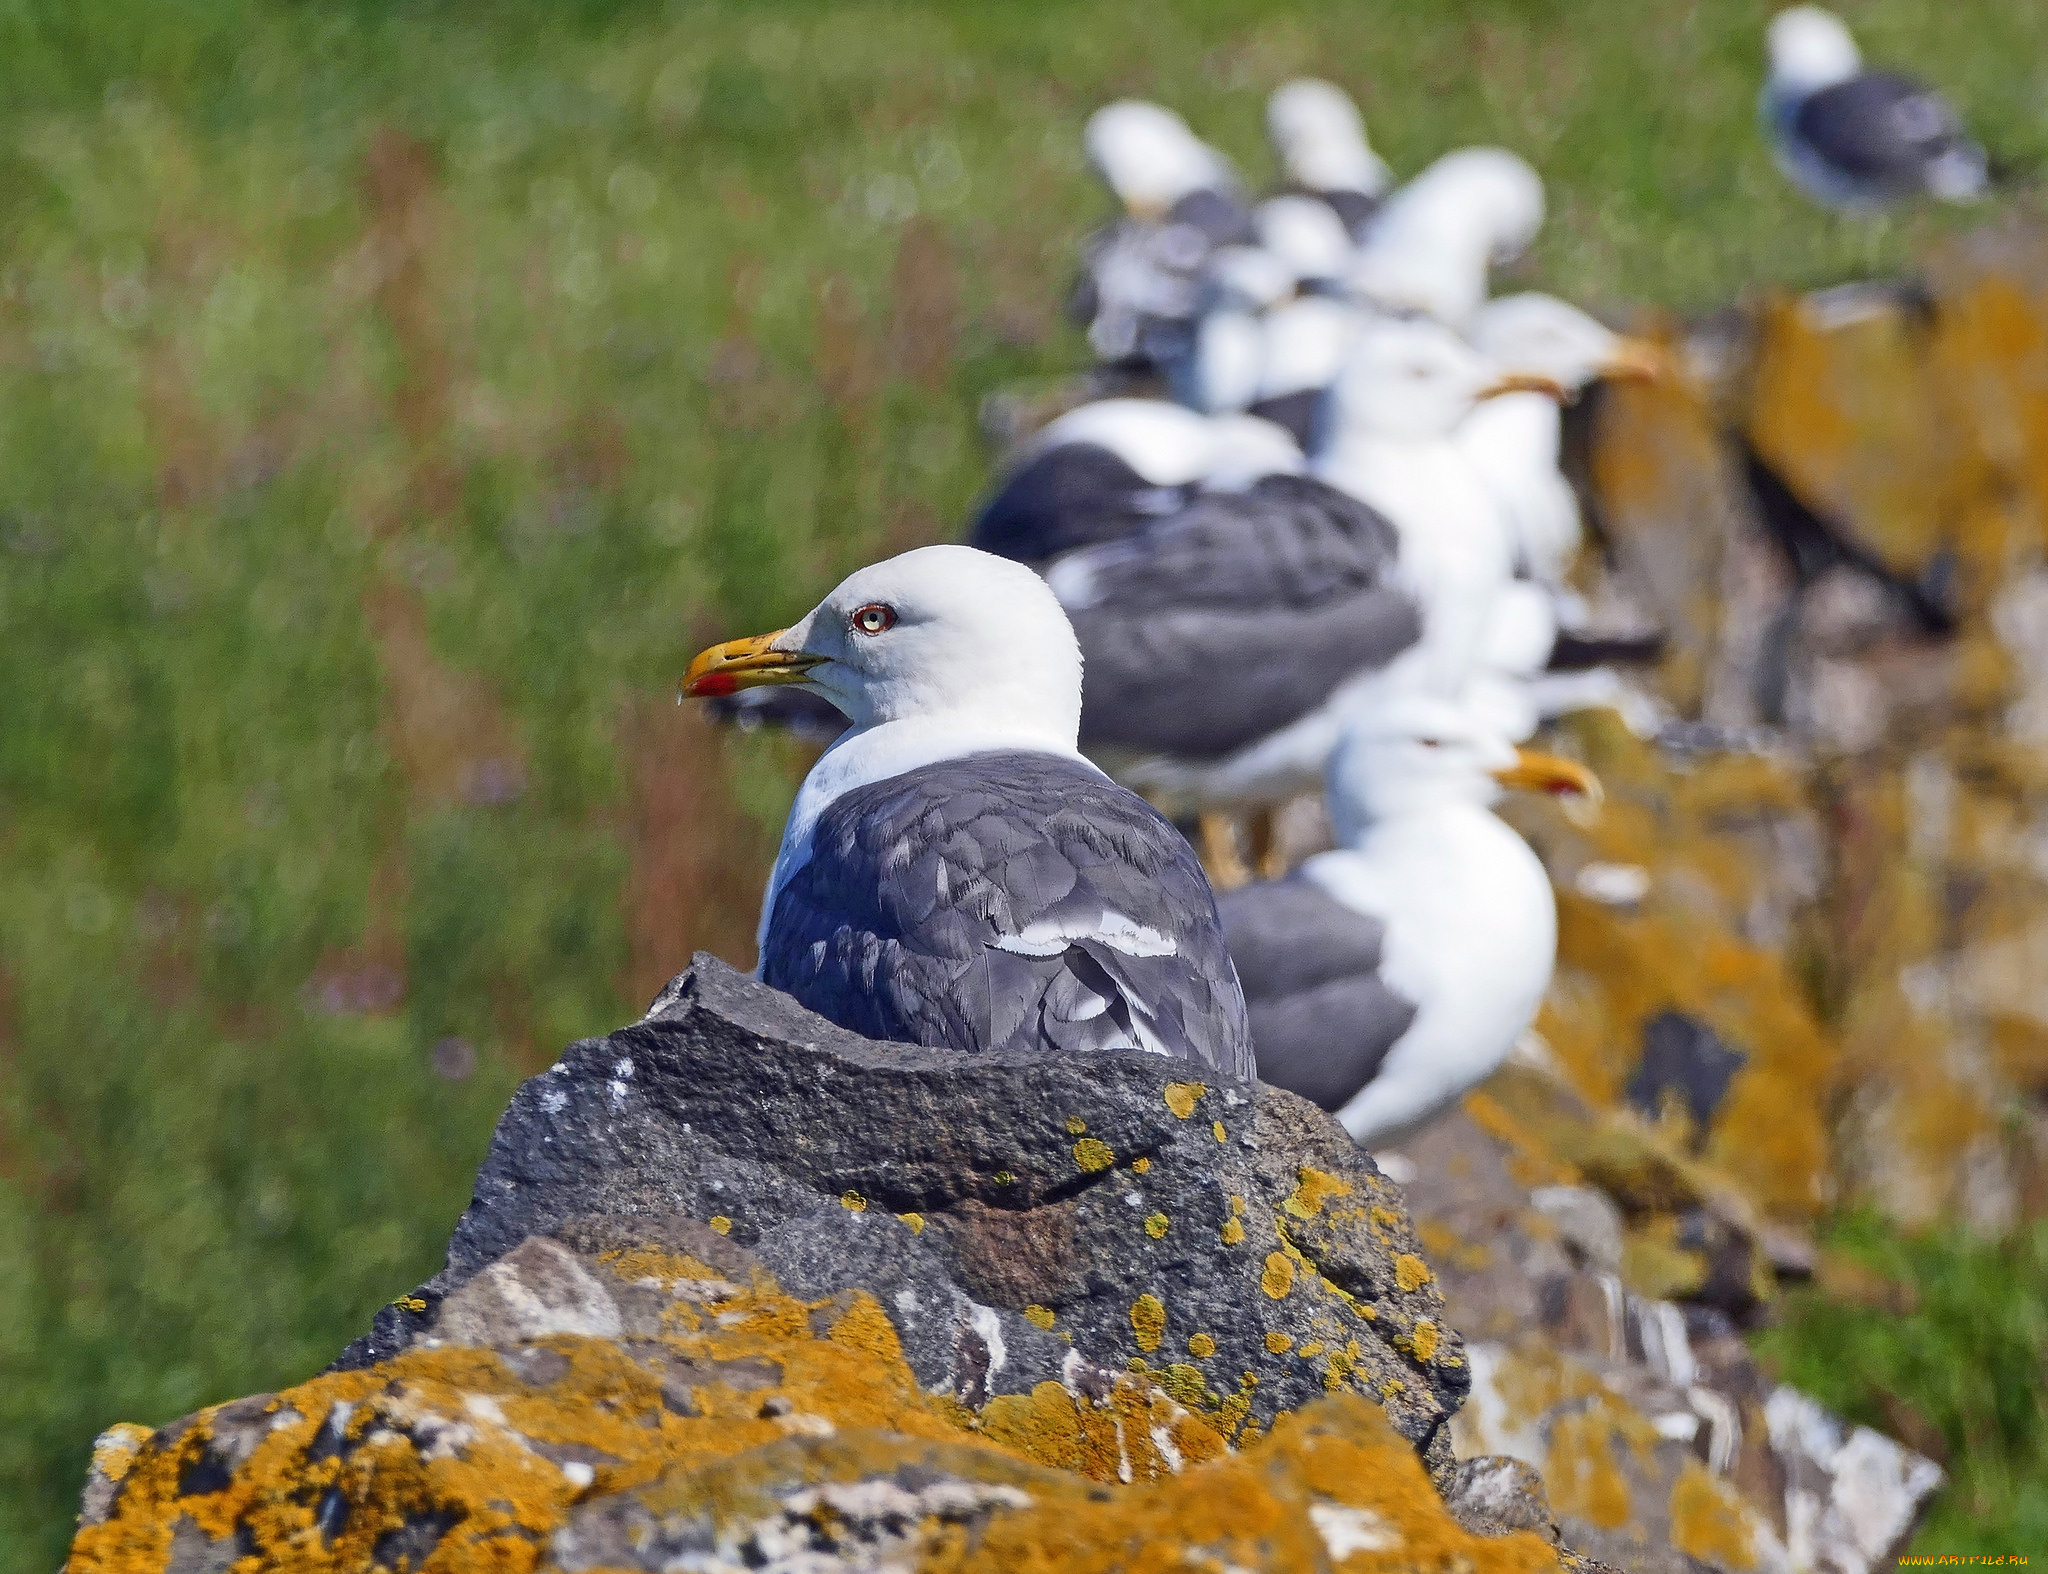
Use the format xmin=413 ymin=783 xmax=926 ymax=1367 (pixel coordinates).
xmin=763 ymin=750 xmax=1254 ymax=1081
xmin=1058 ymin=474 xmax=1422 ymax=760
xmin=1793 ymin=73 xmax=1983 ymax=193
xmin=1218 ymin=875 xmax=1417 ymax=1112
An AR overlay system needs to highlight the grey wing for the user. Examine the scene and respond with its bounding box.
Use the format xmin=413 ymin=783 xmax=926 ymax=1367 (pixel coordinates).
xmin=970 ymin=441 xmax=1194 ymax=565
xmin=763 ymin=753 xmax=1254 ymax=1080
xmin=1794 ymin=73 xmax=1983 ymax=193
xmin=1218 ymin=876 xmax=1417 ymax=1112
xmin=1059 ymin=475 xmax=1422 ymax=759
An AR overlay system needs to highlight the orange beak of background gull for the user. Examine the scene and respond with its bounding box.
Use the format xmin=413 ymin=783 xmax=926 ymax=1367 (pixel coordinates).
xmin=1492 ymin=748 xmax=1603 ymax=807
xmin=679 ymin=630 xmax=826 ymax=700
xmin=1600 ymin=337 xmax=1674 ymax=383
xmin=1476 ymin=372 xmax=1573 ymax=403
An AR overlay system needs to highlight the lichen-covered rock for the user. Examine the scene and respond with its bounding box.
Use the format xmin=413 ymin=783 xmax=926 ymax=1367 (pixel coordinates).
xmin=341 ymin=957 xmax=1468 ymax=1464
xmin=68 ymin=1212 xmax=1551 ymax=1573
xmin=1390 ymin=1090 xmax=1943 ymax=1573
xmin=70 ymin=958 xmax=1525 ymax=1571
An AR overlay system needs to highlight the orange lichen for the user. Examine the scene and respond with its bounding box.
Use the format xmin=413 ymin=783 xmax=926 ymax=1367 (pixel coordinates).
xmin=1143 ymin=1213 xmax=1169 ymax=1239
xmin=1187 ymin=1333 xmax=1216 ymax=1359
xmin=1072 ymin=1138 xmax=1114 ymax=1173
xmin=897 ymin=1212 xmax=924 ymax=1235
xmin=1129 ymin=1294 xmax=1166 ymax=1352
xmin=1131 ymin=1158 xmax=1151 ymax=1174
xmin=1211 ymin=1121 xmax=1227 ymax=1143
xmin=708 ymin=1216 xmax=733 ymax=1236
xmin=1023 ymin=1305 xmax=1056 ymax=1330
xmin=1283 ymin=1167 xmax=1353 ymax=1219
xmin=1670 ymin=1458 xmax=1759 ymax=1569
xmin=840 ymin=1190 xmax=867 ymax=1213
xmin=1259 ymin=1254 xmax=1295 ymax=1300
xmin=1393 ymin=1254 xmax=1432 ymax=1293
xmin=1544 ymin=1408 xmax=1634 ymax=1530
xmin=1265 ymin=1332 xmax=1292 ymax=1356
xmin=1065 ymin=1116 xmax=1087 ymax=1135
xmin=1219 ymin=1218 xmax=1246 ymax=1246
xmin=1162 ymin=1081 xmax=1205 ymax=1118
xmin=1408 ymin=1321 xmax=1440 ymax=1362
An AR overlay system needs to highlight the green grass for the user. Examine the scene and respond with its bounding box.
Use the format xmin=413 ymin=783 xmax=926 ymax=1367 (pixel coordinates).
xmin=5 ymin=0 xmax=2048 ymax=1562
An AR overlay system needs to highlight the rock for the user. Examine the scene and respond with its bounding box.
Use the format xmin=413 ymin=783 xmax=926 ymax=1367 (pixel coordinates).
xmin=73 ymin=959 xmax=1543 ymax=1571
xmin=68 ymin=1203 xmax=1554 ymax=1573
xmin=339 ymin=956 xmax=1469 ymax=1466
xmin=1391 ymin=1094 xmax=1945 ymax=1574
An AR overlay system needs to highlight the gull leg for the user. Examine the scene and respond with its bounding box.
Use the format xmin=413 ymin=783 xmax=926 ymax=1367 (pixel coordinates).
xmin=1198 ymin=812 xmax=1251 ymax=891
xmin=1248 ymin=806 xmax=1286 ymax=881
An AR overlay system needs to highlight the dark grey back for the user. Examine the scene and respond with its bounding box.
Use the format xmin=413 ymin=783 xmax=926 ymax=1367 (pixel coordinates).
xmin=763 ymin=750 xmax=1253 ymax=1081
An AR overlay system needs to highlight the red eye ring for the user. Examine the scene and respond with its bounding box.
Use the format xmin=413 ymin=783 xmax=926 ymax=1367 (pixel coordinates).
xmin=850 ymin=603 xmax=896 ymax=635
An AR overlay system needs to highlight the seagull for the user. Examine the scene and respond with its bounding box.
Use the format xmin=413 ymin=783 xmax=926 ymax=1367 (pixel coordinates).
xmin=679 ymin=544 xmax=1254 ymax=1078
xmin=1314 ymin=315 xmax=1563 ymax=700
xmin=1183 ymin=200 xmax=1359 ymax=436
xmin=1345 ymin=148 xmax=1545 ymax=329
xmin=1266 ymin=79 xmax=1393 ymax=239
xmin=1217 ymin=696 xmax=1597 ymax=1147
xmin=1049 ymin=470 xmax=1421 ymax=875
xmin=1762 ymin=6 xmax=1989 ymax=211
xmin=1461 ymin=293 xmax=1671 ymax=587
xmin=1073 ymin=102 xmax=1255 ymax=368
xmin=970 ymin=398 xmax=1302 ymax=565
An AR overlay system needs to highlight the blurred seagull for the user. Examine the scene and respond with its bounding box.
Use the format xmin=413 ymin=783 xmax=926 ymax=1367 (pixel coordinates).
xmin=1346 ymin=148 xmax=1545 ymax=328
xmin=680 ymin=545 xmax=1253 ymax=1077
xmin=1219 ymin=696 xmax=1597 ymax=1147
xmin=1266 ymin=79 xmax=1393 ymax=239
xmin=1048 ymin=470 xmax=1421 ymax=871
xmin=1762 ymin=6 xmax=1989 ymax=211
xmin=1074 ymin=102 xmax=1255 ymax=367
xmin=1461 ymin=294 xmax=1671 ymax=587
xmin=1315 ymin=316 xmax=1563 ymax=700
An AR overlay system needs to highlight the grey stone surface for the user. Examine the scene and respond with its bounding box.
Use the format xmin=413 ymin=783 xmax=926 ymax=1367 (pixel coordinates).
xmin=336 ymin=955 xmax=1469 ymax=1461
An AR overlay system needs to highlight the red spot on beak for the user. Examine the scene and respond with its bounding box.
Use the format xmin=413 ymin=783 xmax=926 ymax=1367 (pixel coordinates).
xmin=691 ymin=672 xmax=738 ymax=698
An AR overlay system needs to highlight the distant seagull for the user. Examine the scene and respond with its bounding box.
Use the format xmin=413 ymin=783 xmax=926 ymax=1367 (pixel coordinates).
xmin=1048 ymin=470 xmax=1421 ymax=870
xmin=1461 ymin=293 xmax=1671 ymax=586
xmin=1218 ymin=696 xmax=1597 ymax=1147
xmin=1266 ymin=79 xmax=1393 ymax=239
xmin=1762 ymin=6 xmax=1989 ymax=211
xmin=1346 ymin=148 xmax=1545 ymax=329
xmin=1074 ymin=102 xmax=1255 ymax=367
xmin=970 ymin=399 xmax=1302 ymax=565
xmin=1314 ymin=315 xmax=1564 ymax=701
xmin=679 ymin=545 xmax=1254 ymax=1077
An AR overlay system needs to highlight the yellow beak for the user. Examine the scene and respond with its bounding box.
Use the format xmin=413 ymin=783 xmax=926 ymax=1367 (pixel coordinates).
xmin=679 ymin=630 xmax=825 ymax=700
xmin=1492 ymin=748 xmax=1603 ymax=806
xmin=1477 ymin=372 xmax=1573 ymax=403
xmin=1600 ymin=336 xmax=1674 ymax=384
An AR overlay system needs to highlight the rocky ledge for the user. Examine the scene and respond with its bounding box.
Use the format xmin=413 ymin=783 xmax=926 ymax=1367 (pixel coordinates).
xmin=67 ymin=957 xmax=1577 ymax=1573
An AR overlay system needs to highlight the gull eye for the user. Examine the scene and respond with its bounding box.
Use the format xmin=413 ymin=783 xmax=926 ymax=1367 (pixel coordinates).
xmin=850 ymin=603 xmax=897 ymax=636
xmin=1417 ymin=737 xmax=1443 ymax=749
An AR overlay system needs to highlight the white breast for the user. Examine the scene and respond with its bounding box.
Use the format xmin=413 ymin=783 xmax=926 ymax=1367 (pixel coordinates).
xmin=1301 ymin=805 xmax=1556 ymax=1145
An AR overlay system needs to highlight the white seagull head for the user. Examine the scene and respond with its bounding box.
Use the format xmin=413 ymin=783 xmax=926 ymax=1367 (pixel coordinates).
xmin=1469 ymin=294 xmax=1673 ymax=393
xmin=1767 ymin=6 xmax=1861 ymax=95
xmin=1329 ymin=316 xmax=1550 ymax=443
xmin=683 ymin=545 xmax=1084 ymax=741
xmin=1266 ymin=79 xmax=1390 ymax=196
xmin=1084 ymin=101 xmax=1232 ymax=219
xmin=1325 ymin=694 xmax=1598 ymax=837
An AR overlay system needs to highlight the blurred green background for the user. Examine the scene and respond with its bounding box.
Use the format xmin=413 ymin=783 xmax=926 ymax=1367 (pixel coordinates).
xmin=5 ymin=0 xmax=2048 ymax=1560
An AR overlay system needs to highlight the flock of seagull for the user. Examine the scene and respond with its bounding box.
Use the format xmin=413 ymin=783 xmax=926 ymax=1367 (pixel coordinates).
xmin=677 ymin=8 xmax=1994 ymax=1154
